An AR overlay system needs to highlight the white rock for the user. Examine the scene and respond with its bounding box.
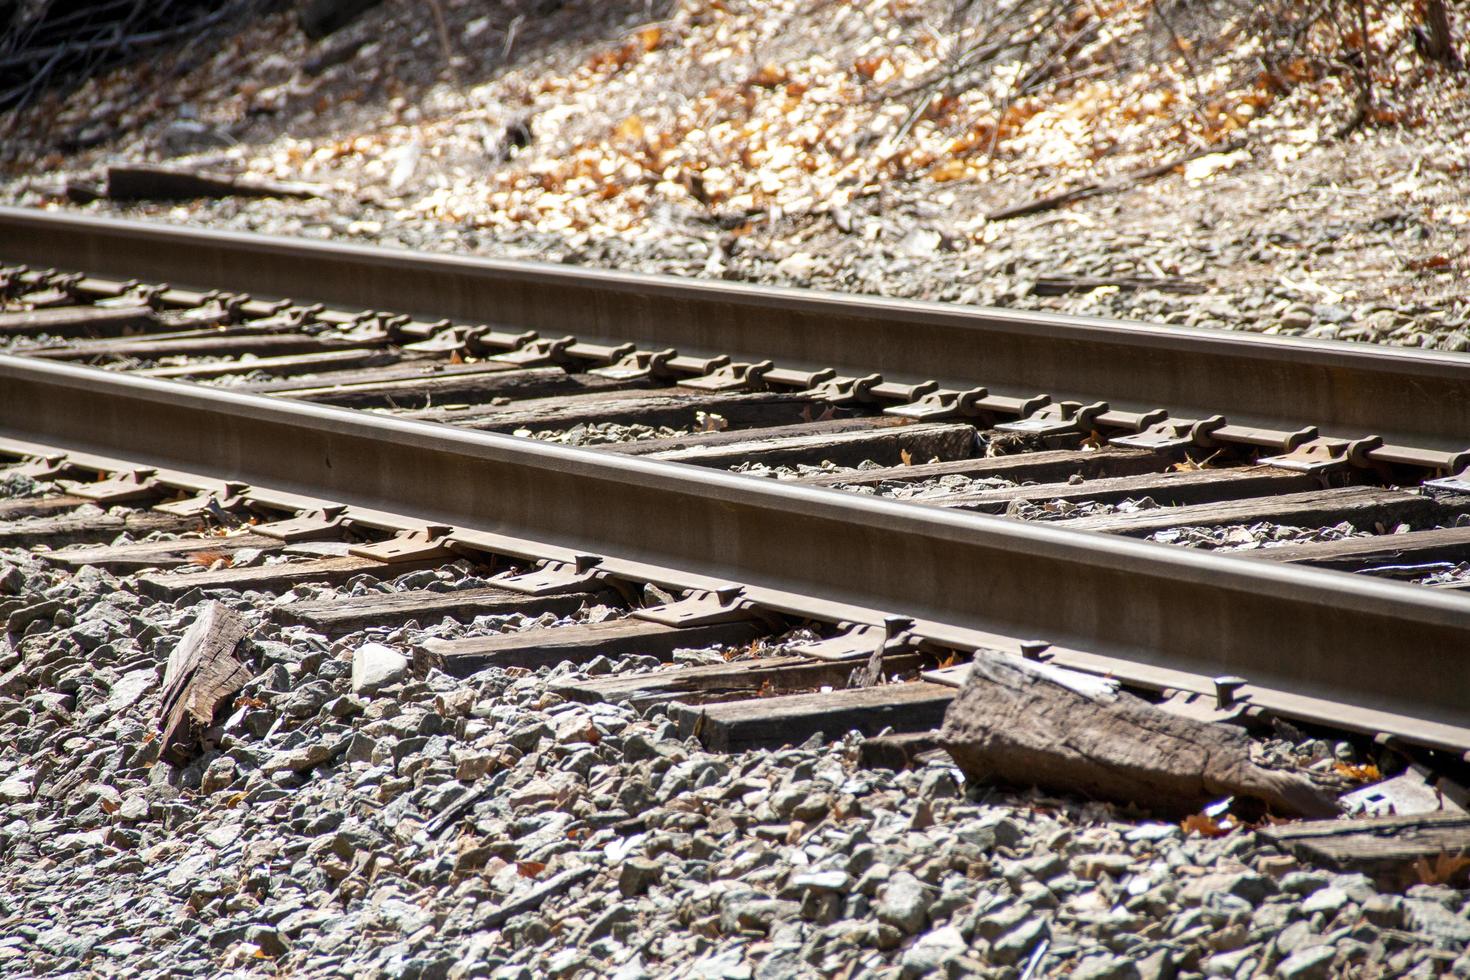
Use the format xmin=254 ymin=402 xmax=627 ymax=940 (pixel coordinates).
xmin=351 ymin=643 xmax=408 ymax=694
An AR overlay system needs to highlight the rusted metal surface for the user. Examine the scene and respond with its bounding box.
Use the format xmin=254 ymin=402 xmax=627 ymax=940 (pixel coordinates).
xmin=2 ymin=353 xmax=1468 ymax=752
xmin=4 ymin=206 xmax=1470 ymax=450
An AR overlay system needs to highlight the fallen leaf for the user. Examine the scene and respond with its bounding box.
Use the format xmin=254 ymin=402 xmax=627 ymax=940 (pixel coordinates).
xmin=517 ymin=860 xmax=546 ymax=878
xmin=1333 ymin=762 xmax=1382 ymax=783
xmin=1414 ymin=852 xmax=1470 ymax=886
xmin=1181 ymin=811 xmax=1239 ymax=837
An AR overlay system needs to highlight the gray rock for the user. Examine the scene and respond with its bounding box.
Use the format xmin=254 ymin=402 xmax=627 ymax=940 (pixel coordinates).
xmin=790 ymin=870 xmax=850 ymax=894
xmin=899 ymin=925 xmax=966 ymax=976
xmin=1405 ymin=898 xmax=1470 ymax=945
xmin=261 ymin=740 xmax=337 ymax=775
xmin=877 ymin=871 xmax=929 ymax=935
xmin=105 ymin=668 xmax=155 ymax=713
xmin=618 ymin=858 xmax=662 ymax=897
xmin=992 ymin=918 xmax=1048 ymax=966
xmin=1277 ymin=945 xmax=1335 ymax=980
xmin=352 ymin=643 xmax=408 ymax=694
xmin=1072 ymin=953 xmax=1140 ymax=980
xmin=1300 ymin=886 xmax=1349 ymax=916
xmin=245 ymin=924 xmax=290 ymax=957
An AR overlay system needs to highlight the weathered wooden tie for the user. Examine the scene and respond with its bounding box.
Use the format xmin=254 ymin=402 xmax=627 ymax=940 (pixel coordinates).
xmin=673 ymin=681 xmax=956 ymax=752
xmin=422 ymin=617 xmax=766 ymax=676
xmin=274 ymin=586 xmax=599 ymax=634
xmin=608 ymin=418 xmax=977 ymax=469
xmin=924 ymin=465 xmax=1320 ymax=512
xmin=1057 ymin=486 xmax=1465 ymax=537
xmin=796 ymin=445 xmax=1171 ymax=488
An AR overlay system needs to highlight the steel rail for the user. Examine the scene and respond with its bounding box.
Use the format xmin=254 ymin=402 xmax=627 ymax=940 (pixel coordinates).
xmin=3 ymin=207 xmax=1470 ymax=452
xmin=2 ymin=353 xmax=1468 ymax=753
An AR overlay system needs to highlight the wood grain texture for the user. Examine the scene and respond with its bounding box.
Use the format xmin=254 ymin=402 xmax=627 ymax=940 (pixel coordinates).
xmin=938 ymin=655 xmax=1337 ymax=817
xmin=158 ymin=601 xmax=253 ymax=765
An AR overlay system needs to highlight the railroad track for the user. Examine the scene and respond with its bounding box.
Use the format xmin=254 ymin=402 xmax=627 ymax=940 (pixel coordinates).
xmin=2 ymin=205 xmax=1469 ymax=776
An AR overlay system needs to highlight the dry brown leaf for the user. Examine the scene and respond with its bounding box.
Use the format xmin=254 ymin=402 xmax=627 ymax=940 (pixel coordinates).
xmin=1181 ymin=811 xmax=1239 ymax=837
xmin=517 ymin=861 xmax=546 ymax=878
xmin=636 ymin=26 xmax=662 ymax=52
xmin=1414 ymin=852 xmax=1470 ymax=886
xmin=1333 ymin=762 xmax=1382 ymax=783
xmin=615 ymin=115 xmax=646 ymax=143
xmin=749 ymin=63 xmax=788 ymax=88
xmin=188 ymin=550 xmax=233 ymax=568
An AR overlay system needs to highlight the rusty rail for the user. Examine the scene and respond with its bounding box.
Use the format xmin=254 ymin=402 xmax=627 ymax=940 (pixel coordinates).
xmin=2 ymin=353 xmax=1468 ymax=753
xmin=3 ymin=206 xmax=1470 ymax=452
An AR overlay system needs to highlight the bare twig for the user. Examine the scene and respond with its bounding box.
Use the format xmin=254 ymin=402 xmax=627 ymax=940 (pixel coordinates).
xmin=424 ymin=0 xmax=457 ymax=79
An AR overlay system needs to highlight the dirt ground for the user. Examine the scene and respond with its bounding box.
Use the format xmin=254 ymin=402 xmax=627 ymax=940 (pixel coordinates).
xmin=3 ymin=0 xmax=1468 ymax=349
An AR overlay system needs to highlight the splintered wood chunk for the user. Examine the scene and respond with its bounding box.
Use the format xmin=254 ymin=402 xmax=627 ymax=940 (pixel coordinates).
xmin=938 ymin=655 xmax=1338 ymax=817
xmin=157 ymin=601 xmax=253 ymax=765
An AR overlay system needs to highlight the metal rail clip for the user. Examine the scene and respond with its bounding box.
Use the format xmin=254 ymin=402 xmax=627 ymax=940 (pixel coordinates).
xmin=1425 ymin=466 xmax=1470 ymax=496
xmin=590 ymin=348 xmax=677 ymax=381
xmin=350 ymin=525 xmax=458 ymax=563
xmin=11 ymin=453 xmax=72 ymax=479
xmin=1157 ymin=675 xmax=1257 ymax=724
xmin=403 ymin=325 xmax=489 ymax=354
xmin=254 ymin=506 xmax=349 ymax=543
xmin=1111 ymin=415 xmax=1223 ymax=450
xmin=679 ymin=360 xmax=774 ymax=392
xmin=1260 ymin=435 xmax=1382 ymax=473
xmin=805 ymin=373 xmax=881 ymax=405
xmin=995 ymin=400 xmax=1109 ymax=436
xmin=632 ymin=586 xmax=755 ymax=626
xmin=69 ymin=468 xmax=162 ymax=504
xmin=790 ymin=617 xmax=915 ymax=663
xmin=494 ymin=335 xmax=575 ymax=366
xmin=153 ymin=482 xmax=251 ymax=518
xmin=885 ymin=387 xmax=989 ymax=421
xmin=490 ymin=555 xmax=608 ymax=595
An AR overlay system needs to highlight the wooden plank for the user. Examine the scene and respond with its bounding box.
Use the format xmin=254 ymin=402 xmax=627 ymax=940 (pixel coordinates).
xmin=1258 ymin=812 xmax=1470 ymax=874
xmin=922 ymin=465 xmax=1319 ymax=513
xmin=27 ymin=332 xmax=375 ymax=363
xmin=673 ymin=681 xmax=956 ymax=752
xmin=551 ymin=653 xmax=925 ymax=711
xmin=0 ymin=304 xmax=157 ymax=338
xmin=422 ymin=618 xmax=766 ymax=676
xmin=0 ymin=511 xmax=200 ymax=549
xmin=796 ymin=445 xmax=1171 ymax=489
xmin=0 ymin=494 xmax=86 ymax=520
xmin=1056 ymin=486 xmax=1466 ymax=537
xmin=432 ymin=389 xmax=820 ymax=434
xmin=1246 ymin=526 xmax=1470 ymax=571
xmin=273 ymin=586 xmax=598 ymax=635
xmin=41 ymin=533 xmax=280 ymax=573
xmin=237 ymin=358 xmax=506 ymax=393
xmin=158 ymin=600 xmax=254 ymax=765
xmin=610 ymin=419 xmax=978 ymax=469
xmin=287 ymin=368 xmax=631 ymax=409
xmin=137 ymin=348 xmax=399 ymax=380
xmin=137 ymin=555 xmax=429 ymax=600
